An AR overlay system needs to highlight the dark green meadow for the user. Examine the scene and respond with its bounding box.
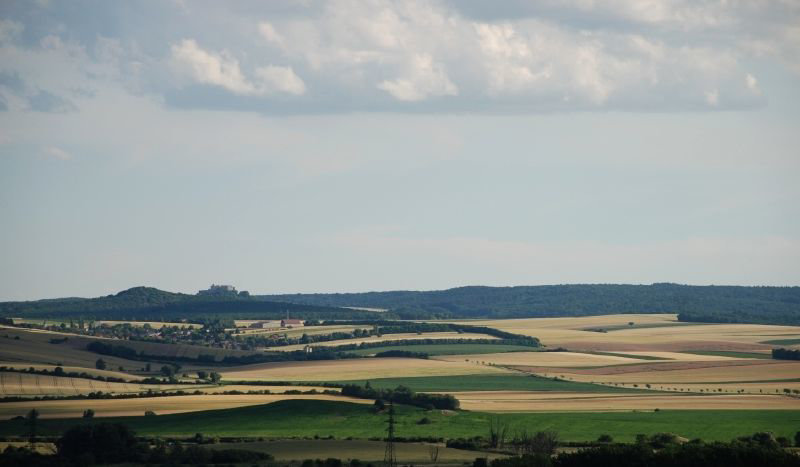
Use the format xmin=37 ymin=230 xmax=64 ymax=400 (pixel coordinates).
xmin=2 ymin=400 xmax=799 ymax=443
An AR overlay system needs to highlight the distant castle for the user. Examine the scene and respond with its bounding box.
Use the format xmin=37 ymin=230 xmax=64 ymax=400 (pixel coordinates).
xmin=197 ymin=284 xmax=249 ymax=297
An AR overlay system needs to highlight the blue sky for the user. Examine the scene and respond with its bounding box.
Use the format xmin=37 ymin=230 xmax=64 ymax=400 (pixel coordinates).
xmin=1 ymin=1 xmax=798 ymax=300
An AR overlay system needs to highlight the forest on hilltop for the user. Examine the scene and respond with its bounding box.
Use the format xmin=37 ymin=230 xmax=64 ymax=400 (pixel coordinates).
xmin=263 ymin=283 xmax=800 ymax=324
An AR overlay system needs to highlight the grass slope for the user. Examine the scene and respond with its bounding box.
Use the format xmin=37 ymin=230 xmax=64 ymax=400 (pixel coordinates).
xmin=2 ymin=400 xmax=799 ymax=442
xmin=330 ymin=374 xmax=644 ymax=393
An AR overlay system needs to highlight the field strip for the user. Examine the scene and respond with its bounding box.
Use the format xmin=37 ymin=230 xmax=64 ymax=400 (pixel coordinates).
xmin=445 ymin=391 xmax=800 ymax=412
xmin=443 ymin=317 xmax=800 ymax=351
xmin=512 ymin=359 xmax=782 ymax=376
xmin=605 ymin=351 xmax=754 ymax=361
xmin=435 ymin=351 xmax=650 ymax=367
xmin=267 ymin=332 xmax=500 ymax=351
xmin=0 ymin=394 xmax=371 ymax=419
xmin=519 ymin=361 xmax=800 ymax=385
xmin=220 ymin=357 xmax=511 ymax=381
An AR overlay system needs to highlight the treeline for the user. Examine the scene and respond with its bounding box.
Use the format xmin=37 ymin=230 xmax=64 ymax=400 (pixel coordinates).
xmin=679 ymin=310 xmax=800 ymax=326
xmin=340 ymin=383 xmax=459 ymax=410
xmin=265 ymin=284 xmax=800 ymax=323
xmin=0 ymin=423 xmax=271 ymax=466
xmin=86 ymin=341 xmax=357 ymax=366
xmin=489 ymin=439 xmax=800 ymax=467
xmin=772 ymin=348 xmax=800 ymax=361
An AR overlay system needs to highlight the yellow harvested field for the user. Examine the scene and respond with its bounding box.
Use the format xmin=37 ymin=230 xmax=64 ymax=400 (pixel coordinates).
xmin=450 ymin=315 xmax=800 ymax=351
xmin=0 ymin=372 xmax=207 ymax=396
xmin=0 ymin=394 xmax=370 ymax=419
xmin=525 ymin=360 xmax=800 ymax=384
xmin=0 ymin=364 xmax=140 ymax=381
xmin=435 ymin=351 xmax=643 ymax=367
xmin=607 ymin=351 xmax=750 ymax=361
xmin=269 ymin=332 xmax=498 ymax=351
xmin=447 ymin=391 xmax=800 ymax=412
xmin=220 ymin=357 xmax=510 ymax=381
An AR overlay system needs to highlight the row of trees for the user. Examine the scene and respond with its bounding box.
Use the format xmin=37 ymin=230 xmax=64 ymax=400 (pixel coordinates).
xmin=771 ymin=348 xmax=800 ymax=360
xmin=340 ymin=383 xmax=460 ymax=410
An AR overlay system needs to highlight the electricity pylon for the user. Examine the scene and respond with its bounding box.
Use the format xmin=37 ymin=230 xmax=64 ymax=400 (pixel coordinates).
xmin=383 ymin=401 xmax=397 ymax=467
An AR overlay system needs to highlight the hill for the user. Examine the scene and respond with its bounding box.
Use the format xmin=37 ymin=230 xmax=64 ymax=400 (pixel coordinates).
xmin=0 ymin=287 xmax=376 ymax=321
xmin=262 ymin=284 xmax=800 ymax=324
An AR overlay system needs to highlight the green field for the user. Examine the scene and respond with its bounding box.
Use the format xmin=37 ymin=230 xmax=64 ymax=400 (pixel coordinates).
xmin=350 ymin=344 xmax=537 ymax=356
xmin=683 ymin=351 xmax=772 ymax=359
xmin=760 ymin=339 xmax=800 ymax=346
xmin=331 ymin=374 xmax=645 ymax=393
xmin=2 ymin=400 xmax=799 ymax=443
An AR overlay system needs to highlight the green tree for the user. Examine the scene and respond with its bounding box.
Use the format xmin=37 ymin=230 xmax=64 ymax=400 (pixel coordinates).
xmin=95 ymin=358 xmax=106 ymax=370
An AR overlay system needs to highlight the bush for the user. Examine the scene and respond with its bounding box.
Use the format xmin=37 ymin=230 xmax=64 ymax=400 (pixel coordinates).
xmin=597 ymin=434 xmax=613 ymax=443
xmin=56 ymin=423 xmax=142 ymax=464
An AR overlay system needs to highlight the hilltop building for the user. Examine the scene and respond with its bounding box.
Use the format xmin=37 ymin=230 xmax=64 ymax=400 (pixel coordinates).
xmin=197 ymin=284 xmax=249 ymax=297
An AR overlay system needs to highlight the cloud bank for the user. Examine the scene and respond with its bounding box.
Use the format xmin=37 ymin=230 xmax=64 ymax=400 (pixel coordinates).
xmin=1 ymin=1 xmax=797 ymax=114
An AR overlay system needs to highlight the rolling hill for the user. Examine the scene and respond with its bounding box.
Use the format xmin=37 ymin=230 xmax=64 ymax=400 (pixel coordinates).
xmin=0 ymin=286 xmax=374 ymax=321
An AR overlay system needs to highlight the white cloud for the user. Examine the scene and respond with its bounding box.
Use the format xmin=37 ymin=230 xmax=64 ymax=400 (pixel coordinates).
xmin=377 ymin=54 xmax=458 ymax=101
xmin=254 ymin=65 xmax=306 ymax=95
xmin=171 ymin=39 xmax=306 ymax=96
xmin=43 ymin=145 xmax=71 ymax=160
xmin=258 ymin=22 xmax=284 ymax=47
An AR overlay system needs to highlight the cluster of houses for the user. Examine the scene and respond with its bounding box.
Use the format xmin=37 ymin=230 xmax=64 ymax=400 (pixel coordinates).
xmin=247 ymin=319 xmax=305 ymax=330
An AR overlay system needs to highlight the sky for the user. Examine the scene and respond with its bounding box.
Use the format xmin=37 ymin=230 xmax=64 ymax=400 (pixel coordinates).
xmin=1 ymin=0 xmax=799 ymax=301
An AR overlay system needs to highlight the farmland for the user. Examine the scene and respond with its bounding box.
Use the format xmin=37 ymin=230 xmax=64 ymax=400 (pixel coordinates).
xmin=2 ymin=312 xmax=800 ymax=460
xmin=2 ymin=399 xmax=799 ymax=443
xmin=219 ymin=357 xmax=510 ymax=381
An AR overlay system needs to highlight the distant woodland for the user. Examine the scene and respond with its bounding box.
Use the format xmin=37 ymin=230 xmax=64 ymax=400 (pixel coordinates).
xmin=1 ymin=283 xmax=798 ymax=325
xmin=265 ymin=284 xmax=800 ymax=324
